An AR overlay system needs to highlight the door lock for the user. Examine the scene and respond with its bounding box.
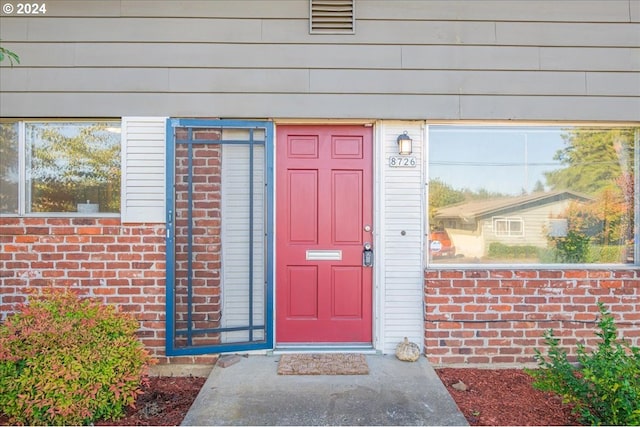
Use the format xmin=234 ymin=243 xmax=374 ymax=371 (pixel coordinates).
xmin=363 ymin=242 xmax=373 ymax=267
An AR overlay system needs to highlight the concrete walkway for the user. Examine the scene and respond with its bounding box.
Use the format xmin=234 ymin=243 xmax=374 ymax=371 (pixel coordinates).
xmin=181 ymin=354 xmax=469 ymax=426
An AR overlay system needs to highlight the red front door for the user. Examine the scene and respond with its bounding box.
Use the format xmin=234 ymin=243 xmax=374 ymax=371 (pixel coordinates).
xmin=276 ymin=125 xmax=373 ymax=343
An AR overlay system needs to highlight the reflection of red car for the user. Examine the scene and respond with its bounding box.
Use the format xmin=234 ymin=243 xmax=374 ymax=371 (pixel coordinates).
xmin=429 ymin=230 xmax=456 ymax=258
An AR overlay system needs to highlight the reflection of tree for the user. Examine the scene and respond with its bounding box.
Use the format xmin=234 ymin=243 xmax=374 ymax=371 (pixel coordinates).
xmin=0 ymin=123 xmax=19 ymax=213
xmin=546 ymin=128 xmax=637 ymax=248
xmin=28 ymin=123 xmax=121 ymax=213
xmin=428 ymin=178 xmax=464 ymax=227
xmin=545 ymin=128 xmax=635 ymax=194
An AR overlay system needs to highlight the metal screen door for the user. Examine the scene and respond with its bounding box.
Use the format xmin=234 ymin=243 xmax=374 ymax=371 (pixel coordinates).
xmin=165 ymin=119 xmax=273 ymax=356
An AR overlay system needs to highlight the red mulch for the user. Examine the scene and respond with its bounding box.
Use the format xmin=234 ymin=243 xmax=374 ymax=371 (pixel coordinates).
xmin=436 ymin=368 xmax=582 ymax=426
xmin=1 ymin=369 xmax=583 ymax=426
xmin=94 ymin=376 xmax=206 ymax=426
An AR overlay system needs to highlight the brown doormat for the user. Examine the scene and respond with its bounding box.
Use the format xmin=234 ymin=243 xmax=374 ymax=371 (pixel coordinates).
xmin=277 ymin=353 xmax=369 ymax=375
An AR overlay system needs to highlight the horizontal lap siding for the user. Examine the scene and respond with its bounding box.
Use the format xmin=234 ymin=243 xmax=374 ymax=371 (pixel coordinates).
xmin=1 ymin=1 xmax=637 ymax=120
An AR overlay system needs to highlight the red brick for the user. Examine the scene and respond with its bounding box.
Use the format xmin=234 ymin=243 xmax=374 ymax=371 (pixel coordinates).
xmin=539 ymin=270 xmax=563 ymax=278
xmin=424 ymin=271 xmax=439 ymax=279
xmin=43 ymin=270 xmax=64 ymax=278
xmin=514 ymin=270 xmax=537 ymax=278
xmin=14 ymin=235 xmax=38 ymax=243
xmin=55 ymin=261 xmax=79 ymax=269
xmin=93 ymin=271 xmax=116 ymax=278
xmin=66 ymin=253 xmax=90 ymax=260
xmin=132 ymin=278 xmax=156 ymax=286
xmin=118 ymin=287 xmax=141 ymax=295
xmin=489 ymin=270 xmax=513 ymax=278
xmin=440 ymin=270 xmax=464 ymax=279
xmin=491 ymin=356 xmax=516 ymax=364
xmin=82 ymin=244 xmax=106 ymax=252
xmin=66 ymin=236 xmax=91 ymax=243
xmin=465 ymin=271 xmax=488 ymax=278
xmin=25 ymin=227 xmax=50 ymax=234
xmin=537 ymin=304 xmax=562 ymax=312
xmin=524 ymin=280 xmax=550 ymax=288
xmin=438 ymin=304 xmax=462 ymax=313
xmin=601 ymin=280 xmax=623 ymax=288
xmin=564 ymin=270 xmax=587 ymax=278
xmin=476 ymin=279 xmax=502 ymax=288
xmin=502 ymin=280 xmax=525 ymax=288
xmin=0 ymin=227 xmax=26 ymax=235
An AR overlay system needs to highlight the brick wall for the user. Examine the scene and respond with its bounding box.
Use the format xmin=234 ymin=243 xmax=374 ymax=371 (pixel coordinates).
xmin=174 ymin=138 xmax=222 ymax=347
xmin=0 ymin=217 xmax=216 ymax=365
xmin=425 ymin=269 xmax=640 ymax=366
xmin=4 ymin=218 xmax=639 ymax=367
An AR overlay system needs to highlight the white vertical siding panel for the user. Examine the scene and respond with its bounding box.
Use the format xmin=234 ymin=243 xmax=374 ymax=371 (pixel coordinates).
xmin=220 ymin=142 xmax=265 ymax=342
xmin=380 ymin=121 xmax=425 ymax=354
xmin=121 ymin=117 xmax=166 ymax=223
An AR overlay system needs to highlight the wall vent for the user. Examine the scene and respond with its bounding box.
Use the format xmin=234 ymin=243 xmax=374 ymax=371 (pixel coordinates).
xmin=310 ymin=0 xmax=355 ymax=34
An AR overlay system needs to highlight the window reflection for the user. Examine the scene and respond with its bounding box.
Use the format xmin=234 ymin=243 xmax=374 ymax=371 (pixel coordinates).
xmin=25 ymin=122 xmax=121 ymax=213
xmin=0 ymin=122 xmax=19 ymax=214
xmin=428 ymin=126 xmax=637 ymax=265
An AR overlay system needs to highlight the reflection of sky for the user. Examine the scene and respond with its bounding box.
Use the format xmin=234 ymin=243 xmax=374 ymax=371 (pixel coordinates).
xmin=429 ymin=126 xmax=566 ymax=195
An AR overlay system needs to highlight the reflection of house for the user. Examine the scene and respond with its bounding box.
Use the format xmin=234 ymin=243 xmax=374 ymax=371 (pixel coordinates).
xmin=434 ymin=191 xmax=592 ymax=257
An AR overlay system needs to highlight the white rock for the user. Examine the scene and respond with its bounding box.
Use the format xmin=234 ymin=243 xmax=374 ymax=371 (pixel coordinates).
xmin=395 ymin=337 xmax=420 ymax=362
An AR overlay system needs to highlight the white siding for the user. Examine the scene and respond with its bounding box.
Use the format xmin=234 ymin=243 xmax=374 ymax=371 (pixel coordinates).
xmin=121 ymin=117 xmax=166 ymax=223
xmin=220 ymin=136 xmax=266 ymax=342
xmin=377 ymin=122 xmax=425 ymax=354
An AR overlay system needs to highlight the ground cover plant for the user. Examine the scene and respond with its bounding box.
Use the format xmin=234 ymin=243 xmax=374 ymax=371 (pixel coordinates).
xmin=527 ymin=303 xmax=640 ymax=425
xmin=0 ymin=288 xmax=156 ymax=425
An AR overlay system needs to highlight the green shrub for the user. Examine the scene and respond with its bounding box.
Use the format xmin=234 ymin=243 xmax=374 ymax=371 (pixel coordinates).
xmin=487 ymin=242 xmax=541 ymax=259
xmin=548 ymin=229 xmax=591 ymax=263
xmin=0 ymin=288 xmax=156 ymax=425
xmin=526 ymin=303 xmax=640 ymax=425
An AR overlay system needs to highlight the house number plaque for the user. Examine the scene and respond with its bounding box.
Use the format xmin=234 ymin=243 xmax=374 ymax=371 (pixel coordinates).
xmin=388 ymin=156 xmax=417 ymax=168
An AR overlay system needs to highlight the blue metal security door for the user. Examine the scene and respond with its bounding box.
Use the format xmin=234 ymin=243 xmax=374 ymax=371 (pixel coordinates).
xmin=165 ymin=119 xmax=274 ymax=356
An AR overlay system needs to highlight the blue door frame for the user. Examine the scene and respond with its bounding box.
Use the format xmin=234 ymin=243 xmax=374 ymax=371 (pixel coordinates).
xmin=165 ymin=118 xmax=274 ymax=356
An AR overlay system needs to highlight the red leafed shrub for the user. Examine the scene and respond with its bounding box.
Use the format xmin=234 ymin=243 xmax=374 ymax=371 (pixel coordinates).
xmin=0 ymin=288 xmax=156 ymax=425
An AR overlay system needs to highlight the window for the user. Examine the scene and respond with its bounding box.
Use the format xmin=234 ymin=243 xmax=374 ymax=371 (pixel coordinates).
xmin=428 ymin=125 xmax=638 ymax=265
xmin=494 ymin=217 xmax=524 ymax=237
xmin=0 ymin=121 xmax=121 ymax=215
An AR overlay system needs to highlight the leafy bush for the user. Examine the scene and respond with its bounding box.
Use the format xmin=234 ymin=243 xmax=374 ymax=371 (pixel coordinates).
xmin=548 ymin=229 xmax=591 ymax=263
xmin=527 ymin=303 xmax=640 ymax=425
xmin=0 ymin=289 xmax=156 ymax=425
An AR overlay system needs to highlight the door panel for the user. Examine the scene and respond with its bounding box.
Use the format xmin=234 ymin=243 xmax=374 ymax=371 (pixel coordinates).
xmin=288 ymin=170 xmax=318 ymax=243
xmin=276 ymin=125 xmax=373 ymax=344
xmin=288 ymin=266 xmax=318 ymax=318
xmin=332 ymin=266 xmax=362 ymax=318
xmin=333 ymin=171 xmax=362 ymax=244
